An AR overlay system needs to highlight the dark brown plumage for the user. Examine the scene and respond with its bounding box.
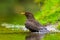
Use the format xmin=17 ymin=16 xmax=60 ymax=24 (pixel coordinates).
xmin=20 ymin=12 xmax=49 ymax=33
xmin=24 ymin=12 xmax=44 ymax=32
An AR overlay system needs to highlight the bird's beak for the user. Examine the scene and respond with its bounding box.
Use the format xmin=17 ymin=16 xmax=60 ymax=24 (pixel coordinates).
xmin=20 ymin=12 xmax=25 ymax=15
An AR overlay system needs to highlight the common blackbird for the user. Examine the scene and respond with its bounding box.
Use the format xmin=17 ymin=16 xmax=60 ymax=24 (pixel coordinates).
xmin=21 ymin=12 xmax=48 ymax=32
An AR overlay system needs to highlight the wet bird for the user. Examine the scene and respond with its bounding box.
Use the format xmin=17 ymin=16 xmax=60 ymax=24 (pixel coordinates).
xmin=21 ymin=12 xmax=48 ymax=32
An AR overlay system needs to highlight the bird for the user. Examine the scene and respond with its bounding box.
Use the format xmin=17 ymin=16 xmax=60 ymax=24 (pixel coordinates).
xmin=20 ymin=12 xmax=49 ymax=32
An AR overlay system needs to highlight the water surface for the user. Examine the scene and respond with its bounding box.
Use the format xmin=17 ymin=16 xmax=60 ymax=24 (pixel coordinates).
xmin=0 ymin=32 xmax=60 ymax=40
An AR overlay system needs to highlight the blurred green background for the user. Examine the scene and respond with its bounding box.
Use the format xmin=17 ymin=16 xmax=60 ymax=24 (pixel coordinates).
xmin=0 ymin=0 xmax=60 ymax=32
xmin=0 ymin=0 xmax=60 ymax=24
xmin=0 ymin=0 xmax=60 ymax=40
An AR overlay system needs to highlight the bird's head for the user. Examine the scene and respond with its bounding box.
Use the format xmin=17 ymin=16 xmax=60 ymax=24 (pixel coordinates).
xmin=20 ymin=12 xmax=35 ymax=19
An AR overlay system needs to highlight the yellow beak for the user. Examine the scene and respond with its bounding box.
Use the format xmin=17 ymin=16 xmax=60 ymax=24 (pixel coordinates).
xmin=20 ymin=12 xmax=25 ymax=15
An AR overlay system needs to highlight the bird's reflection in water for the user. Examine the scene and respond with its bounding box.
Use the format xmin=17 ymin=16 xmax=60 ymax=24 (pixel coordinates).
xmin=26 ymin=32 xmax=45 ymax=40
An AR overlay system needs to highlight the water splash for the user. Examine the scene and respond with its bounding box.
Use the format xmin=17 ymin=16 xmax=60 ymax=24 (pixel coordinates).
xmin=1 ymin=23 xmax=28 ymax=31
xmin=1 ymin=23 xmax=60 ymax=32
xmin=45 ymin=24 xmax=60 ymax=32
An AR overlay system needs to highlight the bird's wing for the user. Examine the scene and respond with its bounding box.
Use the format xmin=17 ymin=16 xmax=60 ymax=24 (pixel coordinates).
xmin=25 ymin=21 xmax=41 ymax=31
xmin=33 ymin=20 xmax=43 ymax=27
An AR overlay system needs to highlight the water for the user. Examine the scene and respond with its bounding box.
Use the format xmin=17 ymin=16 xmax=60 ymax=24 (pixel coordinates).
xmin=1 ymin=23 xmax=60 ymax=40
xmin=1 ymin=23 xmax=60 ymax=32
xmin=0 ymin=32 xmax=60 ymax=40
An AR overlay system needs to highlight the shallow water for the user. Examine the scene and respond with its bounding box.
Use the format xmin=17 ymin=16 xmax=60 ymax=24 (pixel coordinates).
xmin=0 ymin=32 xmax=60 ymax=40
